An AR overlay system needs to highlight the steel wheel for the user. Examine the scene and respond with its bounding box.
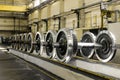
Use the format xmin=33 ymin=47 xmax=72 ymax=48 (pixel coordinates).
xmin=96 ymin=31 xmax=116 ymax=62
xmin=27 ymin=33 xmax=34 ymax=53
xmin=45 ymin=30 xmax=56 ymax=59
xmin=80 ymin=32 xmax=96 ymax=59
xmin=55 ymin=28 xmax=77 ymax=63
xmin=35 ymin=32 xmax=44 ymax=55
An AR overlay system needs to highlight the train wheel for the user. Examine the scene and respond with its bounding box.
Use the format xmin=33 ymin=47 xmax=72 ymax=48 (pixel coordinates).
xmin=45 ymin=30 xmax=56 ymax=59
xmin=80 ymin=32 xmax=96 ymax=59
xmin=35 ymin=32 xmax=44 ymax=55
xmin=55 ymin=28 xmax=77 ymax=63
xmin=96 ymin=31 xmax=116 ymax=62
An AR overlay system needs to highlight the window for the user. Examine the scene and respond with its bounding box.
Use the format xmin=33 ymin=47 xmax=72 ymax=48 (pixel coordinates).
xmin=34 ymin=0 xmax=40 ymax=7
xmin=41 ymin=0 xmax=47 ymax=3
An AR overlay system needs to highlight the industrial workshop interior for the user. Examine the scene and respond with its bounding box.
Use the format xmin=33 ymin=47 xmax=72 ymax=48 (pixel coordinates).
xmin=1 ymin=0 xmax=120 ymax=80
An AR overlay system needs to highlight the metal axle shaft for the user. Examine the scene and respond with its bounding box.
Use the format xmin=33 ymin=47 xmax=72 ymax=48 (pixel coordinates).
xmin=78 ymin=42 xmax=102 ymax=49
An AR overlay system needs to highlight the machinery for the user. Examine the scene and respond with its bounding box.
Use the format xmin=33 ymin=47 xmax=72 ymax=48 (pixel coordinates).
xmin=7 ymin=0 xmax=120 ymax=64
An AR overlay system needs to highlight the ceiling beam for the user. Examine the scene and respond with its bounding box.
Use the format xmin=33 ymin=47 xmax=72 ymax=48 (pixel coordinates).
xmin=0 ymin=5 xmax=27 ymax=12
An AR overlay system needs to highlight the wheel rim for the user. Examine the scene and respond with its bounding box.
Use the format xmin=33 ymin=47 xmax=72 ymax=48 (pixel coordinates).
xmin=27 ymin=33 xmax=34 ymax=53
xmin=35 ymin=32 xmax=44 ymax=55
xmin=96 ymin=31 xmax=116 ymax=62
xmin=80 ymin=32 xmax=96 ymax=58
xmin=56 ymin=31 xmax=67 ymax=60
xmin=35 ymin=33 xmax=41 ymax=53
xmin=19 ymin=34 xmax=23 ymax=50
xmin=55 ymin=28 xmax=77 ymax=63
xmin=22 ymin=33 xmax=27 ymax=51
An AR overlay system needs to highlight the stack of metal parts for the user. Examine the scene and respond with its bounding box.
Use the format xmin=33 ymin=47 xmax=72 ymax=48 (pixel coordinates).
xmin=9 ymin=23 xmax=120 ymax=64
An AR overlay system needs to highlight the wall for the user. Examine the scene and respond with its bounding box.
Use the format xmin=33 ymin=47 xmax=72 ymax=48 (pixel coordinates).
xmin=28 ymin=0 xmax=120 ymax=39
xmin=0 ymin=17 xmax=28 ymax=37
xmin=0 ymin=0 xmax=29 ymax=37
xmin=28 ymin=0 xmax=83 ymax=33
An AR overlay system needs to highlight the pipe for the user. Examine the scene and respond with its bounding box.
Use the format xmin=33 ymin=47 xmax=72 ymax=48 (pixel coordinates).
xmin=77 ymin=42 xmax=102 ymax=49
xmin=58 ymin=17 xmax=61 ymax=30
xmin=14 ymin=17 xmax=16 ymax=34
xmin=42 ymin=42 xmax=48 ymax=46
xmin=53 ymin=42 xmax=60 ymax=48
xmin=19 ymin=18 xmax=20 ymax=34
xmin=74 ymin=10 xmax=80 ymax=28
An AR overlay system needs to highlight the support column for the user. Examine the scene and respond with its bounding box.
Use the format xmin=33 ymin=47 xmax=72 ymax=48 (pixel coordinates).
xmin=80 ymin=0 xmax=85 ymax=28
xmin=47 ymin=4 xmax=51 ymax=31
xmin=60 ymin=0 xmax=65 ymax=29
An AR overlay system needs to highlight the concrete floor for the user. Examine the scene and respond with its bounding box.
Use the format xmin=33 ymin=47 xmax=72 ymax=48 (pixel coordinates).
xmin=0 ymin=50 xmax=57 ymax=80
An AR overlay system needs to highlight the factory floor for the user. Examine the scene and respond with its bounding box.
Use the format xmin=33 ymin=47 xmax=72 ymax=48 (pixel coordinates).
xmin=0 ymin=48 xmax=60 ymax=80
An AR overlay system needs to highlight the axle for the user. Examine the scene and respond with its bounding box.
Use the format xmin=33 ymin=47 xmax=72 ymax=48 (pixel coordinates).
xmin=78 ymin=42 xmax=102 ymax=49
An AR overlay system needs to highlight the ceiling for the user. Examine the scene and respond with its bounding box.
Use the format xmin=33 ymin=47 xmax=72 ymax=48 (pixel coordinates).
xmin=0 ymin=0 xmax=33 ymax=5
